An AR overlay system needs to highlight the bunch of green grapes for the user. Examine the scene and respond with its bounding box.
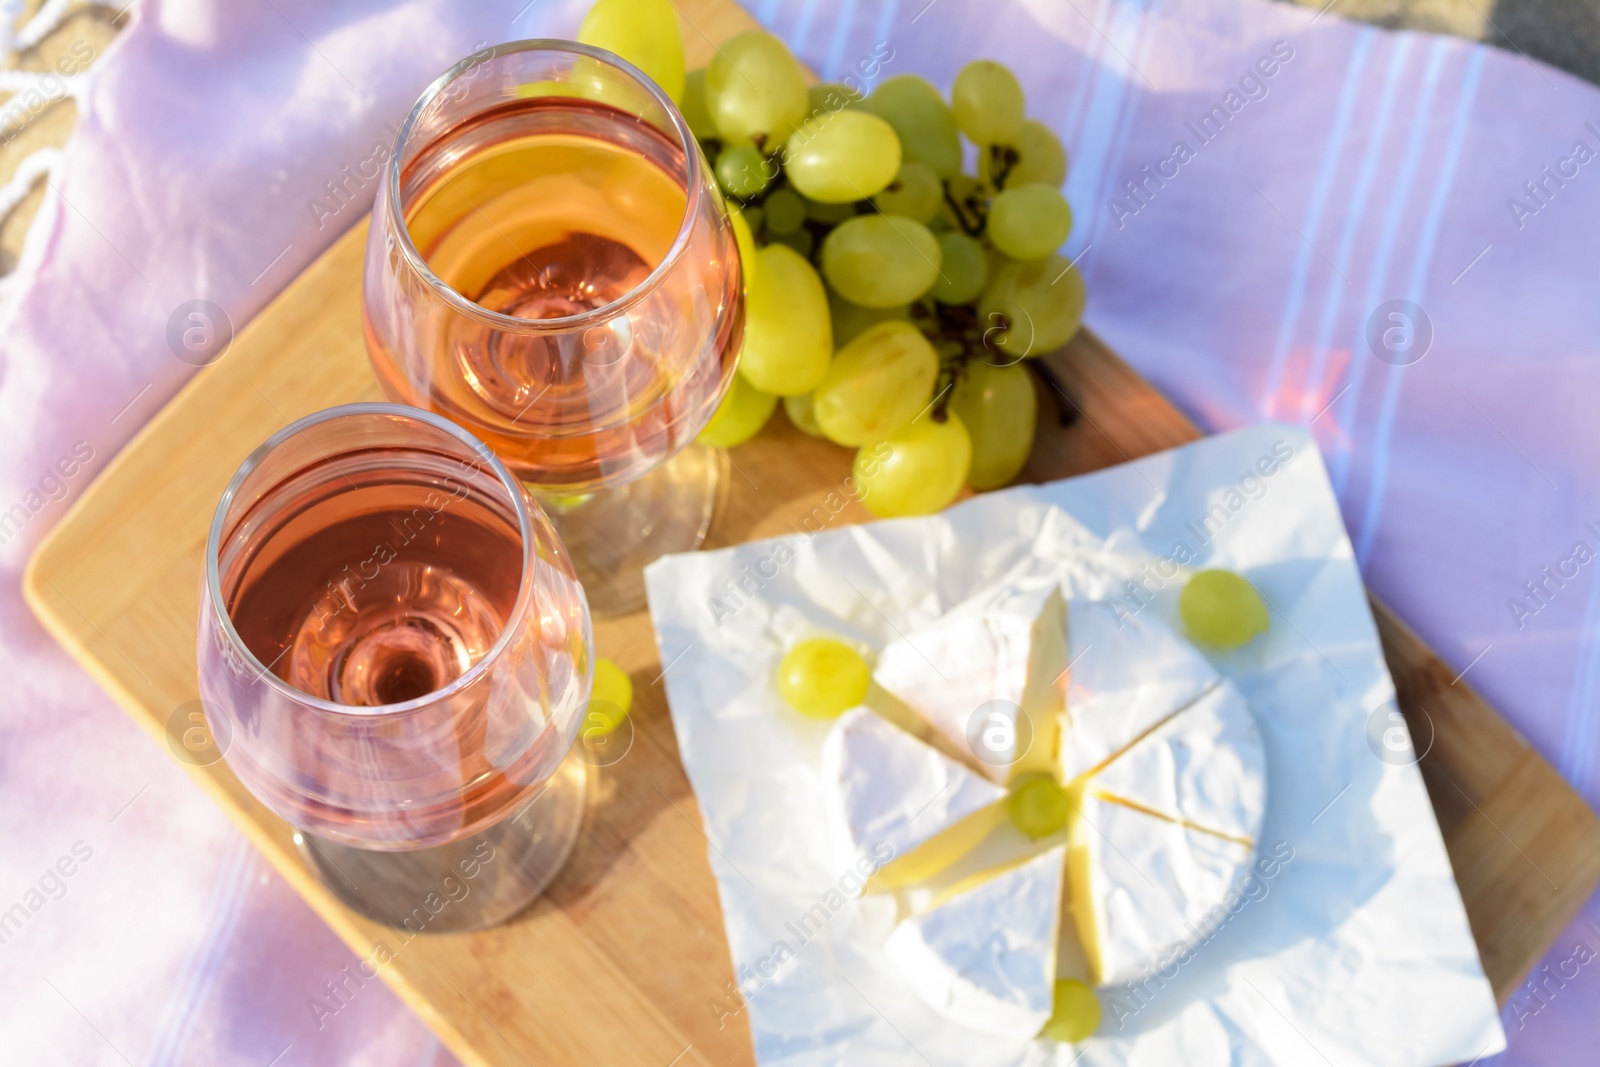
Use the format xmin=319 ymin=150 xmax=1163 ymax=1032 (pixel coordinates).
xmin=580 ymin=2 xmax=1086 ymax=518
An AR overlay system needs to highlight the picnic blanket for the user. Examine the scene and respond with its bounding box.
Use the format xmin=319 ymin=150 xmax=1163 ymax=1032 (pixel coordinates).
xmin=2 ymin=0 xmax=1594 ymax=1061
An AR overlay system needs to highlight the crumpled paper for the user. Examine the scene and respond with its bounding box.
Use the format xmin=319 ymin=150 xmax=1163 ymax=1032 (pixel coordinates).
xmin=644 ymin=423 xmax=1504 ymax=1066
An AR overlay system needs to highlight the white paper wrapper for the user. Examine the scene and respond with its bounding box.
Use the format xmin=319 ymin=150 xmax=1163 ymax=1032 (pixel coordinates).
xmin=644 ymin=424 xmax=1505 ymax=1067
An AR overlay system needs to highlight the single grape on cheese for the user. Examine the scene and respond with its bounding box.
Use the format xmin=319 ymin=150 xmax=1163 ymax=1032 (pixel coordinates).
xmin=1180 ymin=568 xmax=1271 ymax=647
xmin=1007 ymin=776 xmax=1071 ymax=838
xmin=776 ymin=638 xmax=869 ymax=718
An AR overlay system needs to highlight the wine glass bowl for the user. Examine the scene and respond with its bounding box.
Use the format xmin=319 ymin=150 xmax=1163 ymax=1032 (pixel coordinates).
xmin=362 ymin=40 xmax=743 ymax=495
xmin=198 ymin=404 xmax=593 ymax=928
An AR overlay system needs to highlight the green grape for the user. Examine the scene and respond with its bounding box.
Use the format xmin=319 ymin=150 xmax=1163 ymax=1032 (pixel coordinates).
xmin=681 ymin=68 xmax=718 ymax=142
xmin=1008 ymin=119 xmax=1068 ymax=187
xmin=828 ymin=289 xmax=909 ymax=346
xmin=984 ymin=243 xmax=1012 ymax=280
xmin=981 ymin=123 xmax=1069 ymax=188
xmin=821 ymin=214 xmax=942 ymax=308
xmin=853 ymin=412 xmax=971 ymax=518
xmin=741 ymin=204 xmax=765 ymax=237
xmin=783 ymin=392 xmax=824 ymax=436
xmin=764 ymin=187 xmax=806 ymax=234
xmin=978 ymin=254 xmax=1086 ymax=359
xmin=592 ymin=658 xmax=633 ymax=714
xmin=1179 ymin=569 xmax=1270 ymax=648
xmin=866 ymin=75 xmax=962 ymax=179
xmin=583 ymin=658 xmax=634 ymax=738
xmin=773 ymin=227 xmax=814 ymax=258
xmin=930 ymin=231 xmax=988 ymax=304
xmin=577 ymin=0 xmax=686 ymax=104
xmin=776 ymin=638 xmax=870 ymax=718
xmin=1041 ymin=979 xmax=1101 ymax=1042
xmin=951 ymin=60 xmax=1025 ymax=146
xmin=871 ymin=161 xmax=943 ymax=223
xmin=698 ymin=371 xmax=777 ymax=447
xmin=728 ymin=206 xmax=757 ymax=292
xmin=716 ymin=143 xmax=772 ymax=199
xmin=813 ymin=322 xmax=939 ymax=446
xmin=1008 ymin=777 xmax=1071 ymax=838
xmin=520 ymin=61 xmax=640 ymax=111
xmin=805 ymin=197 xmax=857 ymax=224
xmin=988 ymin=183 xmax=1072 ymax=261
xmin=807 ymin=81 xmax=865 ymax=115
xmin=739 ymin=243 xmax=832 ymax=395
xmin=951 ymin=359 xmax=1036 ymax=489
xmin=786 ymin=110 xmax=902 ymax=203
xmin=706 ymin=31 xmax=808 ymax=146
xmin=940 ymin=172 xmax=984 ymax=233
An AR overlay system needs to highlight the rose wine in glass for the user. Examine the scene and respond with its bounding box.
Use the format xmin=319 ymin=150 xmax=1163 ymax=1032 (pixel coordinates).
xmin=200 ymin=404 xmax=593 ymax=930
xmin=372 ymin=95 xmax=724 ymax=487
xmin=364 ymin=41 xmax=744 ymax=615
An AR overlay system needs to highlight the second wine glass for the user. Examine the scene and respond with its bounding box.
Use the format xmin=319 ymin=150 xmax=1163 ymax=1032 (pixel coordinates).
xmin=363 ymin=40 xmax=744 ymax=614
xmin=199 ymin=403 xmax=593 ymax=931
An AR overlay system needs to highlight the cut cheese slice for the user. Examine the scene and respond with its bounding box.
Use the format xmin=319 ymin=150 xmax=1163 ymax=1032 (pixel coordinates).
xmin=886 ymin=845 xmax=1066 ymax=1039
xmin=1060 ymin=600 xmax=1221 ymax=781
xmin=823 ymin=707 xmax=1008 ymax=890
xmin=1067 ymin=791 xmax=1256 ymax=987
xmin=875 ymin=580 xmax=1068 ymax=786
xmin=906 ymin=817 xmax=1067 ymax=915
xmin=1091 ymin=680 xmax=1266 ymax=844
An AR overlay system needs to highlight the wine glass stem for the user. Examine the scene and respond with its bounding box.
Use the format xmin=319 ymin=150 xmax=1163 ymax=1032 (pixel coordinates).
xmin=537 ymin=442 xmax=726 ymax=618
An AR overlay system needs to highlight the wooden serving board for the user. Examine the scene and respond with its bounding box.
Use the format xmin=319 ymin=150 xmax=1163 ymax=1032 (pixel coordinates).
xmin=24 ymin=3 xmax=1600 ymax=1063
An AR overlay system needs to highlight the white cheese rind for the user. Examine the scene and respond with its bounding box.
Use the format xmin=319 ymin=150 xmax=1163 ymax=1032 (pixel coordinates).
xmin=1091 ymin=679 xmax=1267 ymax=843
xmin=1060 ymin=600 xmax=1221 ymax=780
xmin=1071 ymin=794 xmax=1256 ymax=987
xmin=868 ymin=593 xmax=1270 ymax=1004
xmin=885 ymin=845 xmax=1066 ymax=1039
xmin=822 ymin=707 xmax=1007 ymax=864
xmin=874 ymin=580 xmax=1068 ymax=784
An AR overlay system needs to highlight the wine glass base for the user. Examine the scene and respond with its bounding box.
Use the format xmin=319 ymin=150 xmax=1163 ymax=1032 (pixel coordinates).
xmin=540 ymin=442 xmax=727 ymax=618
xmin=295 ymin=747 xmax=588 ymax=934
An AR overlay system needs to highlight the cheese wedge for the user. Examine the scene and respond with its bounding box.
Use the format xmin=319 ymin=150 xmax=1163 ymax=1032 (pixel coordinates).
xmin=875 ymin=581 xmax=1069 ymax=785
xmin=1066 ymin=791 xmax=1257 ymax=987
xmin=1090 ymin=679 xmax=1266 ymax=844
xmin=822 ymin=707 xmax=1008 ymax=890
xmin=886 ymin=845 xmax=1066 ymax=1039
xmin=1060 ymin=600 xmax=1220 ymax=781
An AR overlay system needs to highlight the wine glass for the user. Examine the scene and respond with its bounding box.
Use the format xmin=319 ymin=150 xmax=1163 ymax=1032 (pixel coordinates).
xmin=362 ymin=39 xmax=744 ymax=615
xmin=198 ymin=403 xmax=593 ymax=931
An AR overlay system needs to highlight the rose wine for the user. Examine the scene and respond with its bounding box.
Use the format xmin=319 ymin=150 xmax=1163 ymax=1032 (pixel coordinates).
xmin=225 ymin=453 xmax=521 ymax=706
xmin=365 ymin=95 xmax=743 ymax=490
xmin=212 ymin=441 xmax=586 ymax=841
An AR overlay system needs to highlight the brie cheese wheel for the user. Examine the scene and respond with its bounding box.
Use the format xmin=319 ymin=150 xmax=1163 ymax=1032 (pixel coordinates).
xmin=823 ymin=707 xmax=1007 ymax=887
xmin=1060 ymin=600 xmax=1221 ymax=780
xmin=875 ymin=580 xmax=1069 ymax=785
xmin=859 ymin=594 xmax=1269 ymax=1004
xmin=1067 ymin=792 xmax=1256 ymax=987
xmin=1090 ymin=679 xmax=1266 ymax=843
xmin=886 ymin=845 xmax=1067 ymax=1039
